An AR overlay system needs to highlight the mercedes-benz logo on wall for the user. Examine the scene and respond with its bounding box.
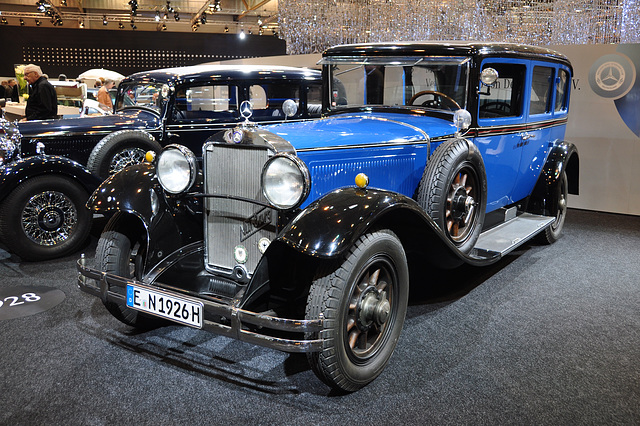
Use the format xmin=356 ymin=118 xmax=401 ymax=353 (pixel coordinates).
xmin=589 ymin=53 xmax=636 ymax=99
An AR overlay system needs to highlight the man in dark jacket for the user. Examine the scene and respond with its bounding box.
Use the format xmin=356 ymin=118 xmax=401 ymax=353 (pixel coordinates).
xmin=8 ymin=79 xmax=19 ymax=102
xmin=23 ymin=64 xmax=57 ymax=120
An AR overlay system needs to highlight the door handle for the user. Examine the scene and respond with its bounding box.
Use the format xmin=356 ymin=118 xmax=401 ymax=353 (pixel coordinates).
xmin=520 ymin=132 xmax=531 ymax=140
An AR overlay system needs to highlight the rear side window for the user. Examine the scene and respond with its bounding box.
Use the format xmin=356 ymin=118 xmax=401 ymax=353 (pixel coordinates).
xmin=478 ymin=63 xmax=526 ymax=119
xmin=530 ymin=66 xmax=554 ymax=115
xmin=174 ymin=84 xmax=239 ymax=121
xmin=249 ymin=83 xmax=300 ymax=119
xmin=555 ymin=69 xmax=570 ymax=112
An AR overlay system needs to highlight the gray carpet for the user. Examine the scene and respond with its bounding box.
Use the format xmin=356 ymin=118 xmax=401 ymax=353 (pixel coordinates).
xmin=1 ymin=208 xmax=638 ymax=425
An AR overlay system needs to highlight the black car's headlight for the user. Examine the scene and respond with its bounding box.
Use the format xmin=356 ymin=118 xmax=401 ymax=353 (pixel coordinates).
xmin=157 ymin=145 xmax=197 ymax=194
xmin=0 ymin=137 xmax=17 ymax=166
xmin=261 ymin=154 xmax=310 ymax=210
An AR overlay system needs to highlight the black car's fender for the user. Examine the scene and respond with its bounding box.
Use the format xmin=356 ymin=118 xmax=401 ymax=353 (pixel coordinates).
xmin=0 ymin=155 xmax=102 ymax=201
xmin=527 ymin=140 xmax=579 ymax=217
xmin=87 ymin=162 xmax=203 ymax=271
xmin=276 ymin=187 xmax=467 ymax=265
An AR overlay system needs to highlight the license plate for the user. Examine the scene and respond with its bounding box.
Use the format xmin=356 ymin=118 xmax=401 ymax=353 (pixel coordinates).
xmin=126 ymin=284 xmax=203 ymax=328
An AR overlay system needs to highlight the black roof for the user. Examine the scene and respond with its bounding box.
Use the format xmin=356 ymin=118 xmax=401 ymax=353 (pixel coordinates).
xmin=323 ymin=41 xmax=571 ymax=68
xmin=122 ymin=64 xmax=322 ymax=86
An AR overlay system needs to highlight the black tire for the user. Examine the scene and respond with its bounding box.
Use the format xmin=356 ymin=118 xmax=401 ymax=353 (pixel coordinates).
xmin=417 ymin=139 xmax=487 ymax=254
xmin=537 ymin=170 xmax=568 ymax=244
xmin=87 ymin=130 xmax=162 ymax=179
xmin=0 ymin=175 xmax=92 ymax=261
xmin=95 ymin=220 xmax=164 ymax=329
xmin=305 ymin=229 xmax=409 ymax=392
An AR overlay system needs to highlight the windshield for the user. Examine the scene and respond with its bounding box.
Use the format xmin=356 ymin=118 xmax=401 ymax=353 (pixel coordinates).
xmin=115 ymin=82 xmax=166 ymax=112
xmin=323 ymin=56 xmax=470 ymax=112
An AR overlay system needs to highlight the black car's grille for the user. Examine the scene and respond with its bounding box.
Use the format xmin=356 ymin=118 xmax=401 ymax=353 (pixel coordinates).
xmin=203 ymin=142 xmax=276 ymax=278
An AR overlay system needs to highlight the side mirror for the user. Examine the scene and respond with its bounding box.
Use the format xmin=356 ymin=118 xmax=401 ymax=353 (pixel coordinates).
xmin=282 ymin=99 xmax=298 ymax=118
xmin=453 ymin=109 xmax=472 ymax=136
xmin=479 ymin=67 xmax=499 ymax=95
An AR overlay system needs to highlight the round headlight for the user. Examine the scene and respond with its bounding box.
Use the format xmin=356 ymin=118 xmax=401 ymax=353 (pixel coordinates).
xmin=156 ymin=145 xmax=197 ymax=194
xmin=262 ymin=154 xmax=310 ymax=210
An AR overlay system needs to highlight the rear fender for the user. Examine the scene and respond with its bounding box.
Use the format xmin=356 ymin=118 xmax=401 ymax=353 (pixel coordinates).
xmin=528 ymin=141 xmax=579 ymax=217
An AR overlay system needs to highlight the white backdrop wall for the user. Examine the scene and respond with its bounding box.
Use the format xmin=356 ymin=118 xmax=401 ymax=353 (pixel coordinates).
xmin=219 ymin=44 xmax=640 ymax=216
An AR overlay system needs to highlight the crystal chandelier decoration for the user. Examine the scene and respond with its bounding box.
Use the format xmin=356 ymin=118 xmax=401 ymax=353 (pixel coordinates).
xmin=278 ymin=0 xmax=640 ymax=54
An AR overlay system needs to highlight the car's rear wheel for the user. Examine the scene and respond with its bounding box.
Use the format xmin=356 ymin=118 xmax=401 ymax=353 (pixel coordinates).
xmin=96 ymin=219 xmax=164 ymax=329
xmin=0 ymin=175 xmax=92 ymax=261
xmin=305 ymin=229 xmax=408 ymax=392
xmin=417 ymin=138 xmax=487 ymax=254
xmin=537 ymin=170 xmax=568 ymax=244
xmin=87 ymin=130 xmax=162 ymax=179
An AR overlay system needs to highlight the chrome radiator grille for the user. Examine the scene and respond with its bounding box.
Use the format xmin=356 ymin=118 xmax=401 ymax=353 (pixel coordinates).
xmin=203 ymin=142 xmax=276 ymax=278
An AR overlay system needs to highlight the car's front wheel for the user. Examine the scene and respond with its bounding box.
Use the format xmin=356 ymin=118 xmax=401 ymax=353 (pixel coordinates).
xmin=87 ymin=130 xmax=162 ymax=179
xmin=96 ymin=219 xmax=165 ymax=329
xmin=305 ymin=229 xmax=409 ymax=392
xmin=0 ymin=175 xmax=92 ymax=261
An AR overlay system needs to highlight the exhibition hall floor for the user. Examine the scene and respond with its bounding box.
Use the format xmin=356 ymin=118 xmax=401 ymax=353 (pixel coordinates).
xmin=1 ymin=209 xmax=638 ymax=424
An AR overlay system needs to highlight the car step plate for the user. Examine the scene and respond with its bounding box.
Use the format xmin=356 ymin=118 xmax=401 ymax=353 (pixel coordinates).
xmin=474 ymin=213 xmax=554 ymax=256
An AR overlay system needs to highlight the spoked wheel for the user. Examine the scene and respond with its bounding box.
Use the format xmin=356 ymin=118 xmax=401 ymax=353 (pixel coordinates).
xmin=417 ymin=139 xmax=487 ymax=254
xmin=0 ymin=175 xmax=92 ymax=261
xmin=96 ymin=218 xmax=164 ymax=329
xmin=537 ymin=170 xmax=568 ymax=244
xmin=87 ymin=130 xmax=162 ymax=179
xmin=108 ymin=146 xmax=147 ymax=175
xmin=305 ymin=229 xmax=409 ymax=392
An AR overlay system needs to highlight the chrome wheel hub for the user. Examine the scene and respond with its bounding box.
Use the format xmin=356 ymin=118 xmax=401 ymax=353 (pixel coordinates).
xmin=22 ymin=191 xmax=77 ymax=246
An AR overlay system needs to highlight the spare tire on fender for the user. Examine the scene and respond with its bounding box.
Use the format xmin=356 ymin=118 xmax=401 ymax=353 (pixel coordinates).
xmin=87 ymin=130 xmax=162 ymax=179
xmin=416 ymin=138 xmax=487 ymax=254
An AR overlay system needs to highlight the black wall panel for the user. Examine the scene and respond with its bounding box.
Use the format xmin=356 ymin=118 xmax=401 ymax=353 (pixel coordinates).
xmin=0 ymin=26 xmax=286 ymax=79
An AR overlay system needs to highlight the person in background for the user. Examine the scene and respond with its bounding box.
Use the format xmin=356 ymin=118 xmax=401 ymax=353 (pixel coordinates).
xmin=8 ymin=79 xmax=19 ymax=102
xmin=97 ymin=79 xmax=115 ymax=111
xmin=22 ymin=64 xmax=58 ymax=121
xmin=1 ymin=80 xmax=9 ymax=98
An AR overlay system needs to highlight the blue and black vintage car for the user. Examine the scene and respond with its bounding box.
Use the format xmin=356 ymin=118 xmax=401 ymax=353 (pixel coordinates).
xmin=17 ymin=65 xmax=322 ymax=179
xmin=77 ymin=42 xmax=579 ymax=392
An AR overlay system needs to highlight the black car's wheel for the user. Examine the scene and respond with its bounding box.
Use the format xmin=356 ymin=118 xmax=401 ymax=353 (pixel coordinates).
xmin=305 ymin=229 xmax=409 ymax=392
xmin=0 ymin=175 xmax=92 ymax=261
xmin=96 ymin=221 xmax=164 ymax=329
xmin=537 ymin=170 xmax=568 ymax=244
xmin=87 ymin=130 xmax=162 ymax=179
xmin=417 ymin=138 xmax=487 ymax=254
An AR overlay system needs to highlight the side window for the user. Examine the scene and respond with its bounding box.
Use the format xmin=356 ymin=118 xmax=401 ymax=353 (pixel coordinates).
xmin=530 ymin=66 xmax=554 ymax=115
xmin=555 ymin=69 xmax=570 ymax=112
xmin=249 ymin=83 xmax=300 ymax=119
xmin=174 ymin=84 xmax=238 ymax=121
xmin=307 ymin=83 xmax=322 ymax=116
xmin=478 ymin=63 xmax=526 ymax=119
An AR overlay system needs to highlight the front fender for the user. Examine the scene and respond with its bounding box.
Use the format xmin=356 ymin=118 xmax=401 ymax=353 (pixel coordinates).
xmin=277 ymin=187 xmax=466 ymax=266
xmin=0 ymin=155 xmax=102 ymax=201
xmin=87 ymin=162 xmax=203 ymax=271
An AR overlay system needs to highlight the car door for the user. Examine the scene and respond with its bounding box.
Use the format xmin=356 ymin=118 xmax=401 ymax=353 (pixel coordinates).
xmin=474 ymin=59 xmax=528 ymax=213
xmin=510 ymin=63 xmax=571 ymax=202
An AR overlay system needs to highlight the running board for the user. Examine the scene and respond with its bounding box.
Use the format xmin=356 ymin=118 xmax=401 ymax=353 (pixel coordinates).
xmin=473 ymin=213 xmax=554 ymax=257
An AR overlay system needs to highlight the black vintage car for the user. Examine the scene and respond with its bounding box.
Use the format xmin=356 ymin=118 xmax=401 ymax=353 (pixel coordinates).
xmin=0 ymin=115 xmax=101 ymax=260
xmin=17 ymin=65 xmax=322 ymax=179
xmin=1 ymin=66 xmax=321 ymax=260
xmin=77 ymin=42 xmax=579 ymax=391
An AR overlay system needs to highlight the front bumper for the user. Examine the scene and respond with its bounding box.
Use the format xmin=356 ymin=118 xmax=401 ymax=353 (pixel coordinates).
xmin=76 ymin=255 xmax=324 ymax=353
